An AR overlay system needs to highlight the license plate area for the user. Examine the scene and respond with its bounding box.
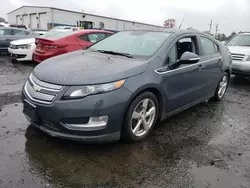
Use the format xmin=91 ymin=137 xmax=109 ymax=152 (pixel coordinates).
xmin=23 ymin=99 xmax=38 ymax=122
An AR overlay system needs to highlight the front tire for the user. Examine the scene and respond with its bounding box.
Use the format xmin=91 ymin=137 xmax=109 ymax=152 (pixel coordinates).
xmin=122 ymin=92 xmax=159 ymax=142
xmin=213 ymin=72 xmax=229 ymax=101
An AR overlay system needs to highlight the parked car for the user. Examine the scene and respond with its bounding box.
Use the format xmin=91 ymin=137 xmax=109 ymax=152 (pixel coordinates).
xmin=22 ymin=29 xmax=231 ymax=142
xmin=8 ymin=38 xmax=36 ymax=62
xmin=49 ymin=26 xmax=80 ymax=32
xmin=33 ymin=29 xmax=113 ymax=63
xmin=30 ymin=28 xmax=48 ymax=36
xmin=0 ymin=27 xmax=32 ymax=53
xmin=226 ymin=31 xmax=250 ymax=77
xmin=8 ymin=30 xmax=63 ymax=62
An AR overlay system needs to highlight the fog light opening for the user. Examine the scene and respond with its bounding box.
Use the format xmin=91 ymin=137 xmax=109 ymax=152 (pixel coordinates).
xmin=62 ymin=115 xmax=109 ymax=131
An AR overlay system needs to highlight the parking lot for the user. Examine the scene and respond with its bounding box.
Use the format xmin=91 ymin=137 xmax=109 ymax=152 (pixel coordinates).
xmin=0 ymin=56 xmax=250 ymax=188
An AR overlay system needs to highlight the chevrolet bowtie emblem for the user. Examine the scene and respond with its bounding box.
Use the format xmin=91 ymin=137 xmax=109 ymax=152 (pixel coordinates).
xmin=33 ymin=84 xmax=41 ymax=92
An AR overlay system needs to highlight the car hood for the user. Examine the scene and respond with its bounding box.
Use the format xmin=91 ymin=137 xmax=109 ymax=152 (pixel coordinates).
xmin=227 ymin=46 xmax=250 ymax=55
xmin=33 ymin=51 xmax=149 ymax=85
xmin=10 ymin=38 xmax=35 ymax=45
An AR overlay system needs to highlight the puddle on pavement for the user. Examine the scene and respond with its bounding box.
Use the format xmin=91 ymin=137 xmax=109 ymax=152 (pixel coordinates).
xmin=0 ymin=97 xmax=250 ymax=187
xmin=191 ymin=163 xmax=248 ymax=188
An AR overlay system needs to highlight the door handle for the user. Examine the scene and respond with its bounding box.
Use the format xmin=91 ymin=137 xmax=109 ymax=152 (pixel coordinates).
xmin=198 ymin=64 xmax=203 ymax=71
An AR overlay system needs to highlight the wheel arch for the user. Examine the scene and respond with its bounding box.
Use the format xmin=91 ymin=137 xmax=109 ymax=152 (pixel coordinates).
xmin=124 ymin=84 xmax=165 ymax=121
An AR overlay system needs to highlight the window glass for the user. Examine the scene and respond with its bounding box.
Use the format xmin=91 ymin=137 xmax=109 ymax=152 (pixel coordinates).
xmin=78 ymin=34 xmax=89 ymax=42
xmin=88 ymin=33 xmax=107 ymax=43
xmin=89 ymin=31 xmax=171 ymax=56
xmin=200 ymin=37 xmax=216 ymax=55
xmin=168 ymin=45 xmax=177 ymax=65
xmin=0 ymin=29 xmax=12 ymax=35
xmin=14 ymin=29 xmax=30 ymax=35
xmin=43 ymin=31 xmax=74 ymax=39
xmin=226 ymin=34 xmax=250 ymax=46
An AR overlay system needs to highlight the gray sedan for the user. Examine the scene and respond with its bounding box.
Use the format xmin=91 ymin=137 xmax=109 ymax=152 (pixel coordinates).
xmin=22 ymin=29 xmax=232 ymax=143
xmin=0 ymin=27 xmax=31 ymax=53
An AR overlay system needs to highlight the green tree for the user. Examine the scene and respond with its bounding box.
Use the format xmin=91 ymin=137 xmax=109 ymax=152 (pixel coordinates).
xmin=0 ymin=17 xmax=6 ymax=23
xmin=227 ymin=32 xmax=236 ymax=40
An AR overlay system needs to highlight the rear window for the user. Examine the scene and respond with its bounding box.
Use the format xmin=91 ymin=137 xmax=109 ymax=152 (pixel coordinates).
xmin=43 ymin=31 xmax=74 ymax=39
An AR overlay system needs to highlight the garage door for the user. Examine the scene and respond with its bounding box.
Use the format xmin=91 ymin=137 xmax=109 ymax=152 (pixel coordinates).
xmin=16 ymin=15 xmax=21 ymax=25
xmin=22 ymin=15 xmax=29 ymax=28
xmin=30 ymin=14 xmax=37 ymax=29
xmin=38 ymin=13 xmax=47 ymax=29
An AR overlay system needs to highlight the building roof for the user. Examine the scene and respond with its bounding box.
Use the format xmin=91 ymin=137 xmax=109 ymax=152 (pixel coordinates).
xmin=8 ymin=5 xmax=165 ymax=29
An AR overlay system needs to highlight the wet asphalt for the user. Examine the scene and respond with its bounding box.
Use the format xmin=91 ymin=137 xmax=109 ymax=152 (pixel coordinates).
xmin=0 ymin=56 xmax=250 ymax=188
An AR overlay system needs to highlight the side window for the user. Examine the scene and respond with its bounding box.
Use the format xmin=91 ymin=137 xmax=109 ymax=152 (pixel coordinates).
xmin=167 ymin=45 xmax=177 ymax=65
xmin=166 ymin=36 xmax=198 ymax=65
xmin=13 ymin=29 xmax=27 ymax=35
xmin=78 ymin=34 xmax=89 ymax=42
xmin=88 ymin=33 xmax=107 ymax=43
xmin=0 ymin=29 xmax=12 ymax=35
xmin=214 ymin=43 xmax=219 ymax=53
xmin=200 ymin=36 xmax=218 ymax=55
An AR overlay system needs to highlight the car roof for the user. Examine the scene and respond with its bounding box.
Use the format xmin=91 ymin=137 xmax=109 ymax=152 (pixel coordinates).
xmin=73 ymin=29 xmax=114 ymax=34
xmin=1 ymin=27 xmax=28 ymax=31
xmin=123 ymin=28 xmax=201 ymax=34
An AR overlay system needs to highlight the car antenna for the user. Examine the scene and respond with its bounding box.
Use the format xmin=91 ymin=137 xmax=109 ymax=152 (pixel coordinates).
xmin=179 ymin=18 xmax=184 ymax=29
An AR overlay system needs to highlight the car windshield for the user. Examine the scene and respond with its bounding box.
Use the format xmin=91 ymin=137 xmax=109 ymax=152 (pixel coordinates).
xmin=89 ymin=31 xmax=171 ymax=56
xmin=226 ymin=34 xmax=250 ymax=46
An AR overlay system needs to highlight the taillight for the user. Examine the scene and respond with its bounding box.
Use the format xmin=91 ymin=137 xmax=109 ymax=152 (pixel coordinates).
xmin=43 ymin=44 xmax=67 ymax=49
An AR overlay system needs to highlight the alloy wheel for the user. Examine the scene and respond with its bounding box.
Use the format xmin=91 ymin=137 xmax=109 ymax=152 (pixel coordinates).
xmin=130 ymin=98 xmax=156 ymax=137
xmin=218 ymin=75 xmax=228 ymax=99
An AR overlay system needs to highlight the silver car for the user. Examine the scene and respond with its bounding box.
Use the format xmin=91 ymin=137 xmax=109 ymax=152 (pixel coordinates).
xmin=226 ymin=32 xmax=250 ymax=76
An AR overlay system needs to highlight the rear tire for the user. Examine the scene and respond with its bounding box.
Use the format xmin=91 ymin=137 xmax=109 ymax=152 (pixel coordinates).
xmin=213 ymin=72 xmax=229 ymax=101
xmin=122 ymin=92 xmax=159 ymax=142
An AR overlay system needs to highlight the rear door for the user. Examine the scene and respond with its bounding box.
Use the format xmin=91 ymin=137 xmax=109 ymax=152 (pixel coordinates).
xmin=197 ymin=35 xmax=222 ymax=95
xmin=159 ymin=34 xmax=205 ymax=112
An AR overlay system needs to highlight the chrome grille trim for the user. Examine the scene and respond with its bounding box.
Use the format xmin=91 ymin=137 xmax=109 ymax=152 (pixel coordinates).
xmin=24 ymin=74 xmax=64 ymax=105
xmin=30 ymin=74 xmax=63 ymax=91
xmin=24 ymin=82 xmax=53 ymax=104
xmin=231 ymin=53 xmax=245 ymax=61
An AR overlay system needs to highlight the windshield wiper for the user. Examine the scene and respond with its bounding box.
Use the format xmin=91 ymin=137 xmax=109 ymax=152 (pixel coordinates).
xmin=96 ymin=50 xmax=134 ymax=58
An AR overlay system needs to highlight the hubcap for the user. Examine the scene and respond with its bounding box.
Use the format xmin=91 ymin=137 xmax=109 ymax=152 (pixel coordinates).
xmin=218 ymin=75 xmax=228 ymax=98
xmin=131 ymin=98 xmax=156 ymax=137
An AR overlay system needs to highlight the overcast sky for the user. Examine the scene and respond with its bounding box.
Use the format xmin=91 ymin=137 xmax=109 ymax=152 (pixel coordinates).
xmin=1 ymin=0 xmax=249 ymax=34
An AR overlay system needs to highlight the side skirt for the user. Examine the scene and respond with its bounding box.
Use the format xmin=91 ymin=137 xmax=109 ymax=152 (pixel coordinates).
xmin=160 ymin=94 xmax=213 ymax=121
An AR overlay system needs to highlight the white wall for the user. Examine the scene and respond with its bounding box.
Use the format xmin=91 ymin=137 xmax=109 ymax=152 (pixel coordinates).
xmin=52 ymin=9 xmax=164 ymax=31
xmin=8 ymin=6 xmax=51 ymax=29
xmin=8 ymin=6 xmax=164 ymax=31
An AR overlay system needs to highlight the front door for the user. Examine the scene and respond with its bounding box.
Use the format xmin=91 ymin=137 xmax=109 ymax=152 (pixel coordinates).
xmin=159 ymin=35 xmax=205 ymax=112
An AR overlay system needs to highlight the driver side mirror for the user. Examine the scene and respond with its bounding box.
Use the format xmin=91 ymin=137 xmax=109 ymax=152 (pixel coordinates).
xmin=169 ymin=52 xmax=200 ymax=69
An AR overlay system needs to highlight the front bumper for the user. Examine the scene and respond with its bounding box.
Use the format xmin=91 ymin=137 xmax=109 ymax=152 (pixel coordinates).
xmin=22 ymin=83 xmax=132 ymax=142
xmin=232 ymin=60 xmax=250 ymax=75
xmin=8 ymin=47 xmax=35 ymax=61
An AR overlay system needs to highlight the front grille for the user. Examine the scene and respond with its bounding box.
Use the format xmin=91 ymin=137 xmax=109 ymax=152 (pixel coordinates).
xmin=24 ymin=74 xmax=63 ymax=104
xmin=231 ymin=53 xmax=245 ymax=61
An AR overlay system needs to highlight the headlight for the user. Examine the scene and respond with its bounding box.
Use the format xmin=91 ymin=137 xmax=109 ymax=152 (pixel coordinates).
xmin=17 ymin=44 xmax=32 ymax=49
xmin=63 ymin=79 xmax=126 ymax=99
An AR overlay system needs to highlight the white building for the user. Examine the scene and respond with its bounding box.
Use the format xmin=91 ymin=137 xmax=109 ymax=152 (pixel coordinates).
xmin=8 ymin=6 xmax=165 ymax=31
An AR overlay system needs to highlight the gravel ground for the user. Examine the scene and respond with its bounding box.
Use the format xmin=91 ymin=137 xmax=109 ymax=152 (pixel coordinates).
xmin=0 ymin=56 xmax=250 ymax=188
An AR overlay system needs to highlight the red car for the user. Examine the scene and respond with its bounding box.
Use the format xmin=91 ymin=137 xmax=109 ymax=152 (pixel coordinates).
xmin=33 ymin=29 xmax=113 ymax=63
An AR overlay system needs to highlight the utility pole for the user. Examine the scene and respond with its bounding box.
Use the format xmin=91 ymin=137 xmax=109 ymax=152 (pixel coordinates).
xmin=215 ymin=24 xmax=219 ymax=39
xmin=208 ymin=20 xmax=213 ymax=34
